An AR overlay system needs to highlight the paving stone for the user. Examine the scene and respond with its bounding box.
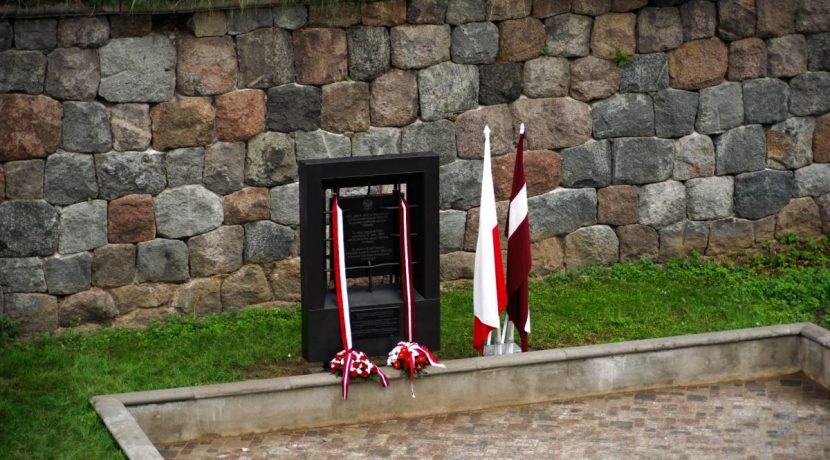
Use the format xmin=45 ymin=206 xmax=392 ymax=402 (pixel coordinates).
xmin=659 ymin=220 xmax=709 ymax=260
xmin=295 ymin=130 xmax=351 ymax=162
xmin=756 ymin=0 xmax=796 ymax=37
xmin=269 ymin=182 xmax=300 ymax=228
xmin=390 ymin=24 xmax=450 ymax=69
xmin=4 ymin=160 xmax=43 ymax=200
xmin=447 ymin=0 xmax=486 ymax=24
xmin=44 ymin=252 xmax=91 ymax=295
xmin=707 ymin=217 xmax=754 ymax=255
xmin=176 ymin=35 xmax=237 ymax=96
xmin=455 ymin=105 xmax=514 ymax=159
xmin=109 ymin=283 xmax=176 ymax=314
xmin=221 ymin=264 xmax=273 ymax=309
xmin=592 ymin=93 xmax=654 ymax=139
xmin=401 ymin=119 xmax=457 ymax=165
xmin=91 ymin=244 xmax=135 ymax=288
xmin=807 ymin=33 xmax=830 ymax=71
xmin=14 ymin=18 xmax=56 ymax=50
xmin=733 ymin=169 xmax=794 ymax=219
xmin=348 ymin=26 xmax=390 ymax=81
xmin=717 ymin=0 xmax=756 ymax=41
xmin=590 ymin=13 xmax=635 ymax=60
xmin=794 ymin=164 xmax=830 ymax=197
xmin=620 ymin=53 xmax=668 ymax=93
xmin=715 ymin=125 xmax=767 ymax=176
xmin=94 ymin=151 xmax=165 ymax=200
xmin=637 ymin=7 xmax=681 ymax=53
xmin=58 ymin=289 xmax=115 ymax=327
xmin=597 ymin=184 xmax=638 ymax=225
xmin=0 ymin=200 xmax=58 ymax=257
xmin=439 ymin=251 xmax=475 ymax=280
xmin=572 ymin=0 xmax=610 ymax=16
xmin=189 ymin=11 xmax=227 ymax=37
xmin=293 ymin=28 xmax=348 ymax=85
xmin=99 ymin=34 xmax=175 ymax=103
xmin=560 ymin=140 xmax=611 ymax=188
xmin=789 ymin=72 xmax=830 ymax=117
xmin=361 ymin=0 xmax=406 ymax=26
xmin=154 ymin=185 xmax=223 ymax=239
xmin=522 ymin=57 xmax=569 ymax=98
xmin=653 ymin=89 xmax=698 ymax=139
xmin=499 ymin=17 xmax=546 ymax=62
xmin=667 ymin=38 xmax=727 ymax=90
xmin=795 ymin=0 xmax=830 ymax=33
xmin=352 ymin=127 xmax=401 ymax=157
xmin=59 ymin=200 xmax=106 ymax=254
xmin=244 ymin=220 xmax=295 ymax=264
xmin=266 ymin=84 xmax=321 ymax=133
xmin=679 ymin=0 xmax=716 ymax=41
xmin=196 ymin=142 xmax=244 ymax=195
xmin=107 ymin=194 xmax=156 ymax=244
xmin=172 ymin=277 xmax=222 ymax=316
xmin=418 ymin=61 xmax=478 ymax=121
xmin=767 ymin=117 xmax=815 ymax=170
xmin=695 ymin=82 xmax=744 ymax=135
xmin=110 ymin=103 xmax=151 ymax=151
xmin=511 ymin=97 xmax=592 ymax=150
xmin=728 ymin=38 xmax=767 ymax=81
xmin=492 ymin=149 xmax=562 ymax=201
xmin=44 ymin=47 xmax=99 ymax=100
xmin=307 ymin=2 xmax=361 ymax=27
xmin=236 ymin=28 xmax=293 ymax=89
xmin=165 ymin=147 xmax=204 ymax=188
xmin=450 ymin=21 xmax=498 ymax=65
xmin=616 ymin=224 xmax=658 ymax=261
xmin=544 ymin=13 xmax=593 ymax=58
xmin=0 ymin=94 xmax=61 ymax=162
xmin=370 ymin=69 xmax=418 ymax=127
xmin=223 ymin=187 xmax=270 ymax=225
xmin=227 ymin=7 xmax=273 ymax=34
xmin=187 ymin=225 xmax=244 ymax=277
xmin=686 ymin=176 xmax=733 ymax=220
xmin=568 ymin=55 xmax=619 ymax=102
xmin=528 ymin=188 xmax=597 ymax=239
xmin=0 ymin=50 xmax=46 ymax=94
xmin=478 ymin=63 xmax=524 ymax=105
xmin=564 ymin=224 xmax=618 ymax=268
xmin=321 ymin=81 xmax=371 ymax=133
xmin=61 ymin=101 xmax=111 ymax=153
xmin=108 ymin=15 xmax=152 ymax=38
xmin=439 ymin=209 xmax=466 ymax=253
xmin=0 ymin=257 xmax=46 ymax=293
xmin=639 ymin=180 xmax=685 ymax=227
xmin=766 ymin=34 xmax=808 ymax=78
xmin=151 ymin=97 xmax=215 ymax=150
xmin=136 ymin=239 xmax=189 ymax=283
xmin=673 ymin=132 xmax=715 ymax=181
xmin=775 ymin=197 xmax=822 ymax=239
xmin=439 ymin=160 xmax=482 ymax=210
xmin=742 ymin=78 xmax=789 ymax=125
xmin=57 ymin=16 xmax=108 ymax=48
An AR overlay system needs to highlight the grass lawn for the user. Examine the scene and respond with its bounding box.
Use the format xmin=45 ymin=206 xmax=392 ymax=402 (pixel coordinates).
xmin=1 ymin=237 xmax=829 ymax=459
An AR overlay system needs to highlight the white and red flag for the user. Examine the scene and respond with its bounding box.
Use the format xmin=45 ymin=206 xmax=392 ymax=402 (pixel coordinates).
xmin=473 ymin=126 xmax=507 ymax=354
xmin=506 ymin=123 xmax=531 ymax=352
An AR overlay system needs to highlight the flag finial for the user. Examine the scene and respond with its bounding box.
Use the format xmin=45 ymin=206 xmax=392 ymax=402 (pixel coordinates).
xmin=483 ymin=125 xmax=491 ymax=135
xmin=519 ymin=123 xmax=525 ymax=134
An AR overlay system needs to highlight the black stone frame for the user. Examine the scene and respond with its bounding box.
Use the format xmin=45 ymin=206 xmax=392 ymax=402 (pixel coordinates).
xmin=298 ymin=153 xmax=440 ymax=362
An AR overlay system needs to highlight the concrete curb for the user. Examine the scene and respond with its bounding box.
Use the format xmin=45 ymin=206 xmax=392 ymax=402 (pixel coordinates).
xmin=92 ymin=323 xmax=830 ymax=459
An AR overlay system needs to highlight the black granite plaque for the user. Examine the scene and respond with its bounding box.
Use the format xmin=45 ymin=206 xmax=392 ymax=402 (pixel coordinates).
xmin=338 ymin=194 xmax=397 ymax=277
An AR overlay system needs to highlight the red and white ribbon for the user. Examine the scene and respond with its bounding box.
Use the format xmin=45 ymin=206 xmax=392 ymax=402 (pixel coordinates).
xmin=398 ymin=195 xmax=415 ymax=342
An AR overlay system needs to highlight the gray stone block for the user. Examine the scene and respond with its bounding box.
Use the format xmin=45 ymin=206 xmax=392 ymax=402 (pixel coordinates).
xmin=136 ymin=238 xmax=189 ymax=283
xmin=439 ymin=160 xmax=483 ymax=210
xmin=794 ymin=164 xmax=830 ymax=197
xmin=45 ymin=48 xmax=100 ymax=101
xmin=742 ymin=78 xmax=789 ymax=125
xmin=57 ymin=17 xmax=109 ymax=48
xmin=789 ymin=72 xmax=830 ymax=116
xmin=99 ymin=33 xmax=176 ymax=103
xmin=295 ymin=130 xmax=350 ymax=161
xmin=620 ymin=53 xmax=669 ymax=93
xmin=451 ymin=21 xmax=498 ymax=64
xmin=0 ymin=200 xmax=59 ymax=257
xmin=44 ymin=252 xmax=92 ymax=295
xmin=401 ymin=119 xmax=458 ymax=166
xmin=639 ymin=180 xmax=686 ymax=227
xmin=653 ymin=88 xmax=698 ymax=138
xmin=0 ymin=258 xmax=46 ymax=293
xmin=59 ymin=200 xmax=107 ymax=254
xmin=592 ymin=93 xmax=654 ymax=139
xmin=673 ymin=133 xmax=715 ymax=181
xmin=348 ymin=26 xmax=390 ymax=81
xmin=766 ymin=34 xmax=807 ymax=78
xmin=707 ymin=217 xmax=754 ymax=255
xmin=391 ymin=24 xmax=451 ymax=69
xmin=0 ymin=21 xmax=11 ymax=50
xmin=14 ymin=18 xmax=56 ymax=50
xmin=243 ymin=221 xmax=295 ymax=264
xmin=58 ymin=289 xmax=116 ymax=328
xmin=236 ymin=28 xmax=294 ymax=89
xmin=188 ymin=225 xmax=244 ymax=277
xmin=767 ymin=117 xmax=815 ymax=170
xmin=564 ymin=224 xmax=619 ymax=268
xmin=447 ymin=0 xmax=486 ymax=24
xmin=165 ymin=147 xmax=204 ymax=188
xmin=715 ymin=125 xmax=766 ymax=176
xmin=244 ymin=133 xmax=296 ymax=188
xmin=266 ymin=84 xmax=321 ymax=132
xmin=4 ymin=159 xmax=44 ymax=200
xmin=0 ymin=50 xmax=46 ymax=94
xmin=418 ymin=61 xmax=478 ymax=121
xmin=523 ymin=57 xmax=569 ymax=98
xmin=686 ymin=176 xmax=734 ymax=220
xmin=154 ymin=185 xmax=224 ymax=239
xmin=439 ymin=209 xmax=466 ymax=253
xmin=807 ymin=33 xmax=830 ymax=71
xmin=680 ymin=0 xmax=716 ymax=41
xmin=352 ymin=127 xmax=401 ymax=157
xmin=479 ymin=62 xmax=523 ymax=105
xmin=529 ymin=188 xmax=597 ymax=240
xmin=733 ymin=169 xmax=794 ymax=219
xmin=92 ymin=244 xmax=136 ymax=288
xmin=94 ymin=151 xmax=166 ymax=200
xmin=269 ymin=182 xmax=300 ymax=228
xmin=659 ymin=220 xmax=709 ymax=260
xmin=612 ymin=137 xmax=675 ymax=185
xmin=637 ymin=7 xmax=682 ymax=53
xmin=560 ymin=140 xmax=612 ymax=188
xmin=227 ymin=7 xmax=273 ymax=34
xmin=200 ymin=142 xmax=245 ymax=194
xmin=61 ymin=101 xmax=111 ymax=153
xmin=695 ymin=82 xmax=743 ymax=135
xmin=273 ymin=5 xmax=308 ymax=30
xmin=544 ymin=13 xmax=592 ymax=58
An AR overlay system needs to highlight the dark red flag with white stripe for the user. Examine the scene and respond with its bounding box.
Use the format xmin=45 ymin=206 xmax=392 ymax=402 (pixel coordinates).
xmin=506 ymin=124 xmax=531 ymax=352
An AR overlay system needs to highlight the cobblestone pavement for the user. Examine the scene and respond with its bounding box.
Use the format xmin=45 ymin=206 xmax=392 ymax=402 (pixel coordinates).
xmin=158 ymin=374 xmax=830 ymax=459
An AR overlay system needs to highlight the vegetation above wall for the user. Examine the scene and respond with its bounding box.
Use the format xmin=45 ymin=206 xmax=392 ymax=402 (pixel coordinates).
xmin=1 ymin=0 xmax=363 ymax=16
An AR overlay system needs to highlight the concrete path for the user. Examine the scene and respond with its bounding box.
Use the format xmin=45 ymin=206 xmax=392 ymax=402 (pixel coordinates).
xmin=158 ymin=374 xmax=830 ymax=459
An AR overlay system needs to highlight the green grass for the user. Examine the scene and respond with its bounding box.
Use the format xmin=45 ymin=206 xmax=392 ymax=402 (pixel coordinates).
xmin=2 ymin=237 xmax=829 ymax=458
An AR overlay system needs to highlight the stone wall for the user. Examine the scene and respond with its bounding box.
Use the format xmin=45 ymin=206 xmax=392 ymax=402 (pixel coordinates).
xmin=1 ymin=0 xmax=829 ymax=337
